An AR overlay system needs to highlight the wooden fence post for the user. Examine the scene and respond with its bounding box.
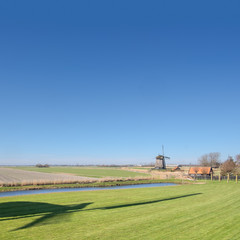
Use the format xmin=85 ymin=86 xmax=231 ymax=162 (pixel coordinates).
xmin=227 ymin=173 xmax=230 ymax=183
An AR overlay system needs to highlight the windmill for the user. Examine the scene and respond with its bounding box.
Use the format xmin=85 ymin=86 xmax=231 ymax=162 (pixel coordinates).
xmin=155 ymin=145 xmax=170 ymax=169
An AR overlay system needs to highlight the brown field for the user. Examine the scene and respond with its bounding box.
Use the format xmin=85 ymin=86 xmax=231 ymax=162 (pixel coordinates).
xmin=124 ymin=167 xmax=192 ymax=180
xmin=0 ymin=168 xmax=97 ymax=186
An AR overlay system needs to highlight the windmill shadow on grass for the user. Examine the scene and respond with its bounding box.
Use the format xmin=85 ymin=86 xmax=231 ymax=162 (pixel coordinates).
xmin=0 ymin=193 xmax=201 ymax=231
xmin=0 ymin=201 xmax=93 ymax=231
xmin=95 ymin=193 xmax=202 ymax=210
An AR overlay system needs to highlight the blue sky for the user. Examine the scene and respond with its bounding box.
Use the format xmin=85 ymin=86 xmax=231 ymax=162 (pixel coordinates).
xmin=0 ymin=1 xmax=240 ymax=165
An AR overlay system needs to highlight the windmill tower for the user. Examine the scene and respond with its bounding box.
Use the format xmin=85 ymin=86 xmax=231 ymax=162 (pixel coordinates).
xmin=155 ymin=145 xmax=170 ymax=169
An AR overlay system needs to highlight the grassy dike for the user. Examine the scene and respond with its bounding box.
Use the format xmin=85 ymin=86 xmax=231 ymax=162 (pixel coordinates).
xmin=0 ymin=178 xmax=185 ymax=192
xmin=0 ymin=181 xmax=240 ymax=240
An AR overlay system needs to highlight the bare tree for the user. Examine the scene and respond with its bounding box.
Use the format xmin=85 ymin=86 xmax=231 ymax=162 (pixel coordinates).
xmin=220 ymin=156 xmax=236 ymax=175
xmin=198 ymin=154 xmax=209 ymax=166
xmin=235 ymin=154 xmax=240 ymax=165
xmin=208 ymin=152 xmax=221 ymax=167
xmin=198 ymin=152 xmax=221 ymax=167
xmin=234 ymin=154 xmax=240 ymax=175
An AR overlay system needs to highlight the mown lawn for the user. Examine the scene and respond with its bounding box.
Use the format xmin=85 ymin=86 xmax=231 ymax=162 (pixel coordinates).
xmin=13 ymin=166 xmax=150 ymax=178
xmin=0 ymin=182 xmax=240 ymax=239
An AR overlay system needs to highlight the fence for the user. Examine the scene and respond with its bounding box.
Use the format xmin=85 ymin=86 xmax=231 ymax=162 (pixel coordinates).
xmin=193 ymin=173 xmax=240 ymax=182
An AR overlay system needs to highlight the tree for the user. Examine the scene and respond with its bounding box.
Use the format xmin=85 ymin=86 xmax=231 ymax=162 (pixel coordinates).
xmin=220 ymin=156 xmax=236 ymax=175
xmin=198 ymin=154 xmax=208 ymax=166
xmin=235 ymin=154 xmax=240 ymax=165
xmin=234 ymin=154 xmax=240 ymax=175
xmin=36 ymin=164 xmax=49 ymax=168
xmin=208 ymin=152 xmax=221 ymax=168
xmin=198 ymin=152 xmax=221 ymax=167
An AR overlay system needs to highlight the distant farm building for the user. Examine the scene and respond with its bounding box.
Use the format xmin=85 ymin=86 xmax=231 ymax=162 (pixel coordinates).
xmin=189 ymin=167 xmax=213 ymax=176
xmin=171 ymin=166 xmax=181 ymax=172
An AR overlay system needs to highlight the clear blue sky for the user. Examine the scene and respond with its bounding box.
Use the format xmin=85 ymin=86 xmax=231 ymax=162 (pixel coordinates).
xmin=0 ymin=0 xmax=240 ymax=165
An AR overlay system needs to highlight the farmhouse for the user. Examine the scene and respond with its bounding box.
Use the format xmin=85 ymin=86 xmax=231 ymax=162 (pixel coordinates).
xmin=188 ymin=167 xmax=213 ymax=176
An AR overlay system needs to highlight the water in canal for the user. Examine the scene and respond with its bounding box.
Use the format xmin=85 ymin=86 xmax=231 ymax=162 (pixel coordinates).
xmin=0 ymin=183 xmax=177 ymax=197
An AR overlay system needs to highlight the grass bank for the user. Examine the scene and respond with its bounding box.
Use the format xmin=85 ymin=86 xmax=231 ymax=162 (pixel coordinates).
xmin=0 ymin=178 xmax=185 ymax=192
xmin=1 ymin=181 xmax=240 ymax=239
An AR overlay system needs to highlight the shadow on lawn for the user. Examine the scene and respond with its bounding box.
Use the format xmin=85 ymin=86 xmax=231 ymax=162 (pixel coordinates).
xmin=96 ymin=193 xmax=202 ymax=210
xmin=0 ymin=201 xmax=93 ymax=231
xmin=0 ymin=193 xmax=201 ymax=231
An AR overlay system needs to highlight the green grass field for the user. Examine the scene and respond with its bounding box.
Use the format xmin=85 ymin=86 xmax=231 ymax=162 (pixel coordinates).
xmin=14 ymin=166 xmax=150 ymax=178
xmin=1 ymin=182 xmax=240 ymax=239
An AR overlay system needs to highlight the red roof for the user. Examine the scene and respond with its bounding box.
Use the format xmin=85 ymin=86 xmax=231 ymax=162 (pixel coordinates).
xmin=189 ymin=167 xmax=212 ymax=175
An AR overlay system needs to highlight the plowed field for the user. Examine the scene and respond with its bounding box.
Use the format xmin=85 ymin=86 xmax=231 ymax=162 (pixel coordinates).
xmin=0 ymin=168 xmax=96 ymax=185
